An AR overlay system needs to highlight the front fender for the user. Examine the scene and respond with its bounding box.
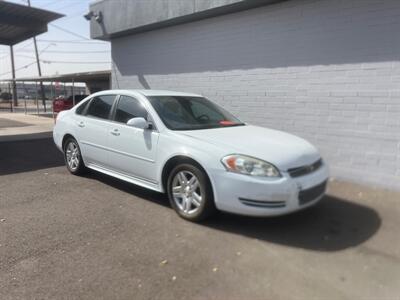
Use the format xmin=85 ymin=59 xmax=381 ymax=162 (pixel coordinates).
xmin=156 ymin=133 xmax=228 ymax=197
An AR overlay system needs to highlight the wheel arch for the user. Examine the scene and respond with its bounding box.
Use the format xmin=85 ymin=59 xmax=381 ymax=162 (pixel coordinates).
xmin=62 ymin=133 xmax=76 ymax=151
xmin=160 ymin=155 xmax=213 ymax=195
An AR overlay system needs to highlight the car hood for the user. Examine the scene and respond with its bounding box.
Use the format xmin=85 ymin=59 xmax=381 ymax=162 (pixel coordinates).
xmin=180 ymin=125 xmax=320 ymax=170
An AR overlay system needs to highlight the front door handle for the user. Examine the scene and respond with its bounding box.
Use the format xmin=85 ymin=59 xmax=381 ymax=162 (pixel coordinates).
xmin=77 ymin=121 xmax=85 ymax=128
xmin=110 ymin=129 xmax=120 ymax=136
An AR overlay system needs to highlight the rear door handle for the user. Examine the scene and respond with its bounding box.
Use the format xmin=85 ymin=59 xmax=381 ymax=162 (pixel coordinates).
xmin=110 ymin=129 xmax=120 ymax=136
xmin=77 ymin=121 xmax=85 ymax=128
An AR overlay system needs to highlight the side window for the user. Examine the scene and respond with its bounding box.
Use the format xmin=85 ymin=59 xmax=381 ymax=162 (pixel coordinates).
xmin=76 ymin=99 xmax=90 ymax=115
xmin=86 ymin=95 xmax=116 ymax=120
xmin=114 ymin=95 xmax=148 ymax=124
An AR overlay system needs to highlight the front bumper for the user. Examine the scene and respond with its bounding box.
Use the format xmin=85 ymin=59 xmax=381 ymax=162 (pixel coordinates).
xmin=210 ymin=162 xmax=329 ymax=217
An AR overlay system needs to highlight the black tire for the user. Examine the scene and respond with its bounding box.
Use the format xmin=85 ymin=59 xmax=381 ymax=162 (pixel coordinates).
xmin=167 ymin=163 xmax=216 ymax=222
xmin=63 ymin=137 xmax=86 ymax=175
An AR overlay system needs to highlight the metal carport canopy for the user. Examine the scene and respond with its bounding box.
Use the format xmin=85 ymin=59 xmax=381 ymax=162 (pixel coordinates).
xmin=4 ymin=70 xmax=111 ymax=83
xmin=0 ymin=1 xmax=64 ymax=46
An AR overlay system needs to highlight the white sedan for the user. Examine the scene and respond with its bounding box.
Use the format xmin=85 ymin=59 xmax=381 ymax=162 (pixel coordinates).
xmin=53 ymin=90 xmax=329 ymax=221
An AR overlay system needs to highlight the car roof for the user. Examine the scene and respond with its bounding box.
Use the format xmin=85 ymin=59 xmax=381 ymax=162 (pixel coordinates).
xmin=95 ymin=89 xmax=203 ymax=98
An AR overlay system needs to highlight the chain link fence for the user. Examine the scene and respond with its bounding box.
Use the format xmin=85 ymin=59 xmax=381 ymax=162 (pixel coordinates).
xmin=0 ymin=81 xmax=85 ymax=117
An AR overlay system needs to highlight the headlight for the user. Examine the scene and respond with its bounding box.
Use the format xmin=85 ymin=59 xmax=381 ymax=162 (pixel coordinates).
xmin=221 ymin=154 xmax=281 ymax=177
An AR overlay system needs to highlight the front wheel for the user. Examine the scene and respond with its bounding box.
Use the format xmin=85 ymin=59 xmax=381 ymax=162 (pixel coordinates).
xmin=64 ymin=137 xmax=86 ymax=175
xmin=167 ymin=163 xmax=216 ymax=222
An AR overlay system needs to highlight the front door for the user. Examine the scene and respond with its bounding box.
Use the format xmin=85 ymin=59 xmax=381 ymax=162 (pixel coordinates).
xmin=106 ymin=95 xmax=159 ymax=184
xmin=77 ymin=94 xmax=117 ymax=168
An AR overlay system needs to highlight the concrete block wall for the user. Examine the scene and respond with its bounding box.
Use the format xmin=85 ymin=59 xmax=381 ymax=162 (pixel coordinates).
xmin=111 ymin=0 xmax=400 ymax=190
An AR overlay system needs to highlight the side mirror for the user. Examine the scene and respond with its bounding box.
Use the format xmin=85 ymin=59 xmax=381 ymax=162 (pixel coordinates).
xmin=127 ymin=117 xmax=150 ymax=129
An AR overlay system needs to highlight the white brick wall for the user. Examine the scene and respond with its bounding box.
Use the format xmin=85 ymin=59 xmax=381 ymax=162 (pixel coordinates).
xmin=111 ymin=0 xmax=400 ymax=190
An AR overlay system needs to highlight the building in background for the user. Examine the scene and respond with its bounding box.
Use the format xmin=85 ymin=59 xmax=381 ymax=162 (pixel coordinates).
xmin=88 ymin=0 xmax=400 ymax=190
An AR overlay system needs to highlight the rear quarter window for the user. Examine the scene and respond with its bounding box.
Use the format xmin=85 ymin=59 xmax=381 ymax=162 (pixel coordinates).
xmin=75 ymin=99 xmax=90 ymax=115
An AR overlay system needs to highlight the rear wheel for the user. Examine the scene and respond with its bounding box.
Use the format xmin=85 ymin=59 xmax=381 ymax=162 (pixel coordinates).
xmin=167 ymin=163 xmax=216 ymax=222
xmin=64 ymin=137 xmax=85 ymax=175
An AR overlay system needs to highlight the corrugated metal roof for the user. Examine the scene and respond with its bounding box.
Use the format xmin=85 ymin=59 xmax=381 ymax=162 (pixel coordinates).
xmin=0 ymin=1 xmax=64 ymax=45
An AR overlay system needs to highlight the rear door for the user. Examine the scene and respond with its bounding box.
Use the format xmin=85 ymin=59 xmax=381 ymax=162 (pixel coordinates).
xmin=107 ymin=95 xmax=160 ymax=184
xmin=76 ymin=94 xmax=117 ymax=168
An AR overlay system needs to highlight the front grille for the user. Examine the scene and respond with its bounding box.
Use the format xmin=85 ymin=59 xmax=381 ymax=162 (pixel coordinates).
xmin=239 ymin=198 xmax=286 ymax=208
xmin=288 ymin=159 xmax=323 ymax=178
xmin=298 ymin=180 xmax=327 ymax=206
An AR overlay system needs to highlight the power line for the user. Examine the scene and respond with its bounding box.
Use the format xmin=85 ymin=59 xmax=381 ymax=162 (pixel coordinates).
xmin=12 ymin=55 xmax=110 ymax=64
xmin=16 ymin=54 xmax=37 ymax=59
xmin=50 ymin=1 xmax=82 ymax=12
xmin=0 ymin=59 xmax=110 ymax=78
xmin=1 ymin=42 xmax=56 ymax=57
xmin=0 ymin=41 xmax=37 ymax=58
xmin=37 ymin=39 xmax=108 ymax=44
xmin=0 ymin=61 xmax=36 ymax=77
xmin=41 ymin=50 xmax=109 ymax=53
xmin=42 ymin=60 xmax=111 ymax=64
xmin=62 ymin=9 xmax=87 ymax=20
xmin=34 ymin=0 xmax=62 ymax=7
xmin=1 ymin=45 xmax=109 ymax=58
xmin=35 ymin=0 xmax=83 ymax=9
xmin=1 ymin=49 xmax=109 ymax=54
xmin=0 ymin=50 xmax=110 ymax=55
xmin=50 ymin=23 xmax=90 ymax=41
xmin=17 ymin=41 xmax=34 ymax=50
xmin=12 ymin=54 xmax=110 ymax=64
xmin=19 ymin=0 xmax=83 ymax=9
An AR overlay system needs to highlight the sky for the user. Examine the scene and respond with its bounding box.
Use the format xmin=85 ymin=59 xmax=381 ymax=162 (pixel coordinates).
xmin=0 ymin=0 xmax=111 ymax=80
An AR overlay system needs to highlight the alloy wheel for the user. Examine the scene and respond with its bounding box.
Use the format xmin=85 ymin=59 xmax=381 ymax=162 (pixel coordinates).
xmin=171 ymin=171 xmax=203 ymax=215
xmin=65 ymin=141 xmax=80 ymax=171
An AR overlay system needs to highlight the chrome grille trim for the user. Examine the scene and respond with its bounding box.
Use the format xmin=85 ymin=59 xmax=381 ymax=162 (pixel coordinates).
xmin=288 ymin=159 xmax=323 ymax=178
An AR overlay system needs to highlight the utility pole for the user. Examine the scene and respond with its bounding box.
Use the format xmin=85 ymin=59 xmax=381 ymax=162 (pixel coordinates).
xmin=9 ymin=45 xmax=17 ymax=109
xmin=27 ymin=0 xmax=47 ymax=112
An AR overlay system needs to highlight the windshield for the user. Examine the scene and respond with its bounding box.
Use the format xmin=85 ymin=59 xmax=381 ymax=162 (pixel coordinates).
xmin=148 ymin=96 xmax=244 ymax=130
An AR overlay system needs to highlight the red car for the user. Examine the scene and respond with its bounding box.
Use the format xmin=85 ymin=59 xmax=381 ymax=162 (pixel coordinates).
xmin=53 ymin=95 xmax=88 ymax=113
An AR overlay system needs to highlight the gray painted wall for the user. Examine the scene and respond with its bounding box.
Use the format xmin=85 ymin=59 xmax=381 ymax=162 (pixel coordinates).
xmin=110 ymin=0 xmax=400 ymax=190
xmin=90 ymin=0 xmax=284 ymax=39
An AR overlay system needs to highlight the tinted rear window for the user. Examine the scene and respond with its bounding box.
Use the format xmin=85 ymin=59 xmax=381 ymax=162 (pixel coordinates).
xmin=76 ymin=99 xmax=90 ymax=115
xmin=86 ymin=95 xmax=116 ymax=119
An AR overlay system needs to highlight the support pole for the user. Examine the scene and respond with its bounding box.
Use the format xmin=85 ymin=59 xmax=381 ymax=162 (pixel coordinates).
xmin=72 ymin=79 xmax=75 ymax=106
xmin=10 ymin=46 xmax=17 ymax=109
xmin=51 ymin=81 xmax=54 ymax=101
xmin=23 ymin=82 xmax=27 ymax=114
xmin=27 ymin=0 xmax=46 ymax=112
xmin=35 ymin=82 xmax=39 ymax=115
xmin=7 ymin=82 xmax=12 ymax=112
xmin=34 ymin=37 xmax=46 ymax=112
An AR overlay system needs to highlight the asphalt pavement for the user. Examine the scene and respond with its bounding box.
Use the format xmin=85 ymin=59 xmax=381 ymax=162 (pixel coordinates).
xmin=0 ymin=136 xmax=399 ymax=300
